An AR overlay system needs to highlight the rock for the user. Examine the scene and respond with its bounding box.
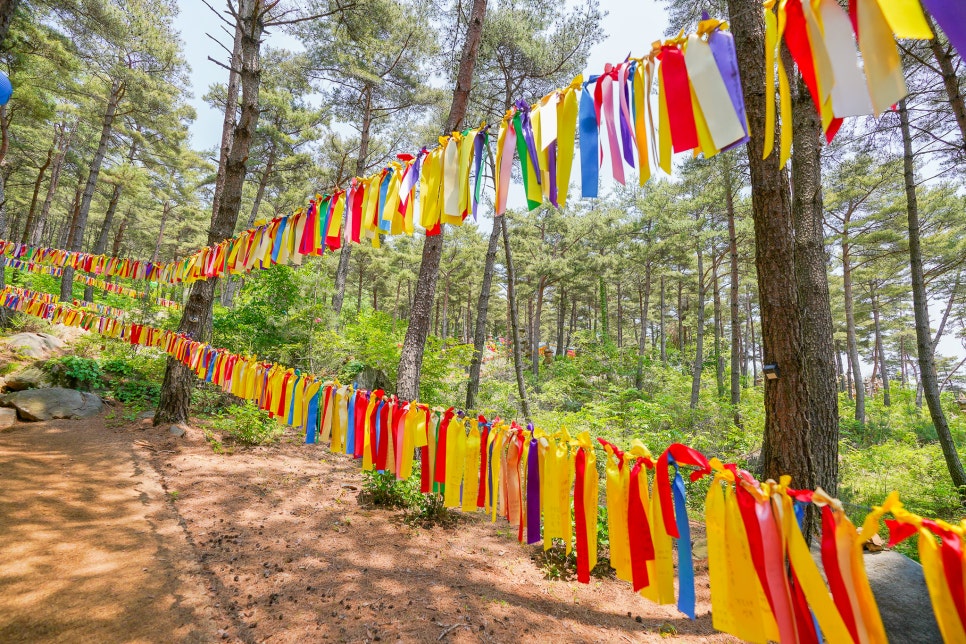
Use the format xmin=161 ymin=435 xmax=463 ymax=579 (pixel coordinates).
xmin=354 ymin=366 xmax=391 ymax=392
xmin=0 ymin=387 xmax=103 ymax=421
xmin=3 ymin=366 xmax=50 ymax=391
xmin=0 ymin=407 xmax=15 ymax=430
xmin=4 ymin=332 xmax=64 ymax=359
xmin=137 ymin=410 xmax=155 ymax=421
xmin=169 ymin=424 xmax=187 ymax=438
xmin=865 ymin=550 xmax=942 ymax=643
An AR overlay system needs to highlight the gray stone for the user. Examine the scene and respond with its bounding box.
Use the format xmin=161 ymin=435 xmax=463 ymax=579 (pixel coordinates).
xmin=4 ymin=332 xmax=64 ymax=359
xmin=137 ymin=410 xmax=155 ymax=420
xmin=0 ymin=407 xmax=15 ymax=430
xmin=168 ymin=424 xmax=187 ymax=438
xmin=354 ymin=366 xmax=391 ymax=392
xmin=0 ymin=387 xmax=103 ymax=421
xmin=3 ymin=366 xmax=50 ymax=391
xmin=813 ymin=545 xmax=941 ymax=642
xmin=865 ymin=550 xmax=942 ymax=643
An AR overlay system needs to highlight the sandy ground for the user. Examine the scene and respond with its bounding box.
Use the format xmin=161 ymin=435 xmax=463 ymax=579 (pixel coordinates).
xmin=0 ymin=410 xmax=738 ymax=643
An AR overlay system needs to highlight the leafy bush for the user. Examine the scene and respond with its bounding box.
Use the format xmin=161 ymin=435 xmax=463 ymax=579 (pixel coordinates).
xmin=111 ymin=379 xmax=161 ymax=405
xmin=210 ymin=402 xmax=285 ymax=445
xmin=360 ymin=470 xmax=422 ymax=509
xmin=44 ymin=355 xmax=104 ymax=391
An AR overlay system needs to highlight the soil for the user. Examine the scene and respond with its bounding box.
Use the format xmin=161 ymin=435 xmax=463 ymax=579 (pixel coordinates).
xmin=0 ymin=409 xmax=738 ymax=643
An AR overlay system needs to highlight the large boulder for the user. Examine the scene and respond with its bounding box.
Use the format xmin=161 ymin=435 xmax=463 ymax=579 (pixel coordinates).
xmin=0 ymin=387 xmax=102 ymax=421
xmin=3 ymin=365 xmax=50 ymax=391
xmin=865 ymin=550 xmax=942 ymax=642
xmin=4 ymin=332 xmax=64 ymax=359
xmin=812 ymin=545 xmax=941 ymax=642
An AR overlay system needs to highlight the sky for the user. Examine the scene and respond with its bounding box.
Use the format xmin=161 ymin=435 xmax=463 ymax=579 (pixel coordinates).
xmin=173 ymin=0 xmax=670 ymax=151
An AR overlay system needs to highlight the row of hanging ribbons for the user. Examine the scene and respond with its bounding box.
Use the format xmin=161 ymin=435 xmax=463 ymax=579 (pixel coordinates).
xmin=2 ymin=282 xmax=965 ymax=643
xmin=0 ymin=3 xmax=958 ymax=287
xmin=1 ymin=256 xmax=181 ymax=309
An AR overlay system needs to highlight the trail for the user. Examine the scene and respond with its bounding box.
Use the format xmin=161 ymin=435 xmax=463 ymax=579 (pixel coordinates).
xmin=0 ymin=410 xmax=735 ymax=643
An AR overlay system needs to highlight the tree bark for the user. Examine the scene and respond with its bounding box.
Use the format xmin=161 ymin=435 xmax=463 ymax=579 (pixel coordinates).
xmin=791 ymin=72 xmax=839 ymax=494
xmin=690 ymin=239 xmax=705 ymax=410
xmin=0 ymin=0 xmax=19 ymax=45
xmin=112 ymin=210 xmax=130 ymax=257
xmin=635 ymin=265 xmax=651 ymax=389
xmin=898 ymin=98 xmax=966 ymax=502
xmin=616 ymin=280 xmax=623 ymax=348
xmin=61 ymin=76 xmax=124 ymax=300
xmin=555 ymin=285 xmax=566 ymax=358
xmin=209 ymin=20 xmax=243 ymax=238
xmin=20 ymin=147 xmax=52 ymax=244
xmin=659 ymin=275 xmax=666 ymax=363
xmin=156 ymin=0 xmax=264 ymax=426
xmin=871 ymin=287 xmax=891 ymax=406
xmin=926 ymin=14 xmax=966 ymax=152
xmin=501 ymin=215 xmax=530 ymax=422
xmin=842 ymin=231 xmax=864 ymax=423
xmin=332 ymin=86 xmax=373 ymax=316
xmin=834 ymin=341 xmax=846 ymax=393
xmin=32 ymin=122 xmax=74 ymax=246
xmin=725 ymin=153 xmax=742 ymax=424
xmin=712 ymin=252 xmax=724 ymax=399
xmin=152 ymin=201 xmax=171 ymax=264
xmin=728 ymin=0 xmax=814 ymax=492
xmin=531 ymin=276 xmax=546 ymax=378
xmin=465 ymin=211 xmax=501 ymax=409
xmin=395 ymin=0 xmax=487 ymax=401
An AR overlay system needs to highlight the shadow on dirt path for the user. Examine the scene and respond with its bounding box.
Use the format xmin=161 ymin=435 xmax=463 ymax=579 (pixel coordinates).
xmin=0 ymin=414 xmax=224 ymax=643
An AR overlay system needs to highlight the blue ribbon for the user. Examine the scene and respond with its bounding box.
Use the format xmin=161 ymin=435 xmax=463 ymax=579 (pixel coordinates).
xmin=378 ymin=169 xmax=393 ymax=233
xmin=669 ymin=453 xmax=696 ymax=619
xmin=270 ymin=216 xmax=288 ymax=263
xmin=304 ymin=386 xmax=320 ymax=443
xmin=286 ymin=375 xmax=300 ymax=425
xmin=578 ymin=78 xmax=599 ymax=198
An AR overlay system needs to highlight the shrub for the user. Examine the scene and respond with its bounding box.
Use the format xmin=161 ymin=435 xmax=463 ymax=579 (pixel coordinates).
xmin=44 ymin=355 xmax=104 ymax=391
xmin=210 ymin=402 xmax=285 ymax=445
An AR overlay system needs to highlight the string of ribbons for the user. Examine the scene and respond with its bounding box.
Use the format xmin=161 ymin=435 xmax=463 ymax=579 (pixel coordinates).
xmin=2 ymin=283 xmax=964 ymax=642
xmin=1 ymin=254 xmax=181 ymax=309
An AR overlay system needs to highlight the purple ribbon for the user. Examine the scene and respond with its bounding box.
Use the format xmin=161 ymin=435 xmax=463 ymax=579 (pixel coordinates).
xmin=920 ymin=1 xmax=966 ymax=64
xmin=617 ymin=66 xmax=636 ymax=167
xmin=547 ymin=140 xmax=558 ymax=208
xmin=708 ymin=24 xmax=749 ymax=151
xmin=526 ymin=423 xmax=541 ymax=544
xmin=514 ymin=99 xmax=542 ymax=185
xmin=471 ymin=131 xmax=485 ymax=220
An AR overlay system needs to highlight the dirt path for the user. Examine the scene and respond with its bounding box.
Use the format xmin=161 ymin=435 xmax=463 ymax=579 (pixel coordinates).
xmin=1 ymin=411 xmax=737 ymax=643
xmin=0 ymin=414 xmax=221 ymax=643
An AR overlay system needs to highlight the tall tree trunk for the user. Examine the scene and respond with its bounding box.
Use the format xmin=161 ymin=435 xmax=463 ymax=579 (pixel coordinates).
xmin=152 ymin=201 xmax=171 ymax=263
xmin=501 ymin=215 xmax=530 ymax=422
xmin=791 ymin=72 xmax=839 ymax=494
xmin=842 ymin=234 xmax=864 ymax=423
xmin=747 ymin=294 xmax=758 ymax=386
xmin=332 ymin=87 xmax=372 ymax=316
xmin=926 ymin=14 xmax=966 ymax=152
xmin=676 ymin=276 xmax=684 ymax=352
xmin=616 ymin=280 xmax=623 ymax=348
xmin=0 ymin=0 xmax=20 ymax=45
xmin=396 ymin=0 xmax=487 ymax=401
xmin=726 ymin=152 xmax=742 ymax=423
xmin=209 ymin=20 xmax=243 ymax=238
xmin=356 ymin=258 xmax=365 ymax=312
xmin=635 ymin=265 xmax=651 ymax=389
xmin=58 ymin=180 xmax=82 ymax=248
xmin=598 ymin=276 xmax=609 ymax=342
xmin=712 ymin=253 xmax=724 ymax=399
xmin=61 ymin=77 xmax=124 ymax=300
xmin=729 ymin=0 xmax=814 ymax=492
xmin=690 ymin=240 xmax=705 ymax=410
xmin=19 ymin=147 xmax=52 ymax=244
xmin=32 ymin=122 xmax=74 ymax=246
xmin=659 ymin=275 xmax=666 ymax=363
xmin=156 ymin=2 xmax=264 ymax=425
xmin=555 ymin=285 xmax=566 ymax=358
xmin=898 ymin=98 xmax=966 ymax=501
xmin=531 ymin=276 xmax=546 ymax=378
xmin=870 ymin=287 xmax=891 ymax=406
xmin=834 ymin=341 xmax=846 ymax=393
xmin=465 ymin=207 xmax=502 ymax=409
xmin=566 ymin=298 xmax=576 ymax=355
xmin=112 ymin=210 xmax=130 ymax=257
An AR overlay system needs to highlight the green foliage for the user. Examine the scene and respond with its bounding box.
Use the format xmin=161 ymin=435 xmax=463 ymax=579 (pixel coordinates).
xmin=44 ymin=355 xmax=104 ymax=391
xmin=360 ymin=470 xmax=423 ymax=509
xmin=210 ymin=402 xmax=285 ymax=446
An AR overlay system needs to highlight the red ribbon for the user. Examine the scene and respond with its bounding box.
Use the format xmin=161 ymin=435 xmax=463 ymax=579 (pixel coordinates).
xmin=476 ymin=418 xmax=489 ymax=508
xmin=656 ymin=443 xmax=710 ymax=538
xmin=821 ymin=506 xmax=860 ymax=643
xmin=575 ymin=446 xmax=590 ymax=583
xmin=627 ymin=458 xmax=654 ymax=592
xmin=658 ymin=45 xmax=699 ymax=153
